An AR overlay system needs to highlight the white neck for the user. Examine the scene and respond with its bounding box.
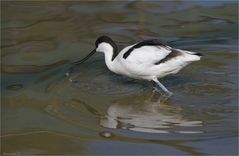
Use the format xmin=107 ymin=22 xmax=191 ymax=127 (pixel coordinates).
xmin=96 ymin=43 xmax=115 ymax=72
xmin=104 ymin=50 xmax=115 ymax=72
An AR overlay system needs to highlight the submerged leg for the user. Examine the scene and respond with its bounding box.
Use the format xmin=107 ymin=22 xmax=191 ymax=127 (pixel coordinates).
xmin=152 ymin=78 xmax=173 ymax=97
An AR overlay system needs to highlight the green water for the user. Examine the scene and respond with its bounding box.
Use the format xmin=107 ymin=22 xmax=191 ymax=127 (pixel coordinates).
xmin=1 ymin=1 xmax=238 ymax=155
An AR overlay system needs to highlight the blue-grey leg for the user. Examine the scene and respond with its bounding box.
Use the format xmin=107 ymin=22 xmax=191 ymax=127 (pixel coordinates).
xmin=152 ymin=78 xmax=173 ymax=97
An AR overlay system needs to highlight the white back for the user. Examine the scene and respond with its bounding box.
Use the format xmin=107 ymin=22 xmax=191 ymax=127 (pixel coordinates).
xmin=122 ymin=46 xmax=171 ymax=65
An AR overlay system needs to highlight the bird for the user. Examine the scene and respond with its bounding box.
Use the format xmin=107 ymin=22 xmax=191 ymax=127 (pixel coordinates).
xmin=73 ymin=35 xmax=202 ymax=97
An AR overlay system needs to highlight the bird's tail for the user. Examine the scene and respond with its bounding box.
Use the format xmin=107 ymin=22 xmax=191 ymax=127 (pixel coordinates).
xmin=176 ymin=49 xmax=202 ymax=62
xmin=187 ymin=51 xmax=203 ymax=57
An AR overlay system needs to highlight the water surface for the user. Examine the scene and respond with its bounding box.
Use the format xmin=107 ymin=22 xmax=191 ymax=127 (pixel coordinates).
xmin=1 ymin=1 xmax=238 ymax=155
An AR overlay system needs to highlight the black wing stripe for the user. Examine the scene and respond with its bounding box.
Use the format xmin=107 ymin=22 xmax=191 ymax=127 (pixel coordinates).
xmin=154 ymin=49 xmax=182 ymax=65
xmin=123 ymin=39 xmax=166 ymax=59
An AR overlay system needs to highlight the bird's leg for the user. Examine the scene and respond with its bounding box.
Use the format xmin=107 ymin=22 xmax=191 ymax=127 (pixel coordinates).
xmin=152 ymin=78 xmax=173 ymax=97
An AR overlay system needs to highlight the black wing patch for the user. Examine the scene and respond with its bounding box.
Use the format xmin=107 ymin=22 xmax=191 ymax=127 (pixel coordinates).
xmin=154 ymin=49 xmax=182 ymax=65
xmin=123 ymin=39 xmax=167 ymax=59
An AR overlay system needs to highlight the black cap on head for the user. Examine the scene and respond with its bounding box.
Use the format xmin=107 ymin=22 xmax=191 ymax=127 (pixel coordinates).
xmin=95 ymin=36 xmax=115 ymax=47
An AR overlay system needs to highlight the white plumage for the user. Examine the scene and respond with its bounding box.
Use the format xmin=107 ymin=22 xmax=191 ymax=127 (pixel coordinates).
xmin=74 ymin=36 xmax=202 ymax=97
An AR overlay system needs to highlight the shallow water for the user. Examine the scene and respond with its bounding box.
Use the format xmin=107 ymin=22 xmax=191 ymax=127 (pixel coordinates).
xmin=1 ymin=1 xmax=238 ymax=155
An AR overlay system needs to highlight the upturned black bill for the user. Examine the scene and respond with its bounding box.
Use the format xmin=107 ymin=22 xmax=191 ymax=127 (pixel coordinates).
xmin=74 ymin=49 xmax=96 ymax=65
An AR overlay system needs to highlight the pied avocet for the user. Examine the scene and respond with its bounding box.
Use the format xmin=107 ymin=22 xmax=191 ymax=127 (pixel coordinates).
xmin=74 ymin=36 xmax=202 ymax=97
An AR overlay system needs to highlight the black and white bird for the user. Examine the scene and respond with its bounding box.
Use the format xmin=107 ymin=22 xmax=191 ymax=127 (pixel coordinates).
xmin=74 ymin=36 xmax=202 ymax=97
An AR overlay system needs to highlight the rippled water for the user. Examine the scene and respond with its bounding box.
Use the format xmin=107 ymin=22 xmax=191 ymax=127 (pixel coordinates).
xmin=1 ymin=1 xmax=238 ymax=155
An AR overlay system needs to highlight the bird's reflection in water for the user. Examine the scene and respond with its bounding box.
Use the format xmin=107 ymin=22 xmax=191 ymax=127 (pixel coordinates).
xmin=100 ymin=92 xmax=203 ymax=134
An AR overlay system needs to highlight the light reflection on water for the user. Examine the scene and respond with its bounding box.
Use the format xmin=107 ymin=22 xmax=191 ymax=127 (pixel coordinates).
xmin=100 ymin=94 xmax=203 ymax=134
xmin=1 ymin=1 xmax=238 ymax=155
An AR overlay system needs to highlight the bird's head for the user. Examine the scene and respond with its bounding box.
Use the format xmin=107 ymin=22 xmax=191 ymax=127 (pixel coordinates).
xmin=74 ymin=36 xmax=118 ymax=65
xmin=95 ymin=35 xmax=116 ymax=53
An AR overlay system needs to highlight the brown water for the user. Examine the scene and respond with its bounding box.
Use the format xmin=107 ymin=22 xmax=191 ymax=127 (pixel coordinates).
xmin=1 ymin=1 xmax=238 ymax=155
